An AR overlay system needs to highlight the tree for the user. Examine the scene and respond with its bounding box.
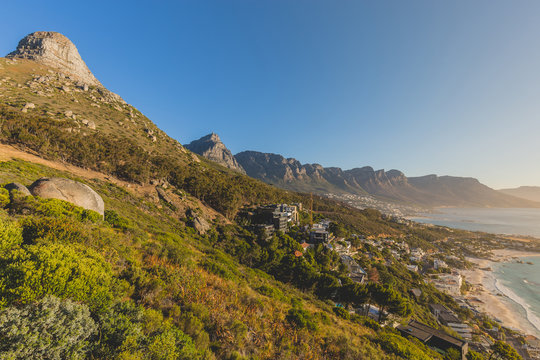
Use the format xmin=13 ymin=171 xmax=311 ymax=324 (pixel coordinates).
xmin=369 ymin=284 xmax=411 ymax=322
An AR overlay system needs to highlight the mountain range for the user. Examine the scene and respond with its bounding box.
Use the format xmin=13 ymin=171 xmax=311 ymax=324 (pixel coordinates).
xmin=498 ymin=186 xmax=540 ymax=203
xmin=187 ymin=133 xmax=540 ymax=208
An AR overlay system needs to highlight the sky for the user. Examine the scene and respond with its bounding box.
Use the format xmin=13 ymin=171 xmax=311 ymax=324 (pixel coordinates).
xmin=1 ymin=0 xmax=540 ymax=189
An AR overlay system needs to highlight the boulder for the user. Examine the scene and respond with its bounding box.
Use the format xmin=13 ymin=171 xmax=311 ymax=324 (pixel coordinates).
xmin=186 ymin=209 xmax=211 ymax=235
xmin=29 ymin=177 xmax=104 ymax=215
xmin=4 ymin=182 xmax=31 ymax=196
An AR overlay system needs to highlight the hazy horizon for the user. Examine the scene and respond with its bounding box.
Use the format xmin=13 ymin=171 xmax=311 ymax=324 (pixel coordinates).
xmin=1 ymin=0 xmax=540 ymax=189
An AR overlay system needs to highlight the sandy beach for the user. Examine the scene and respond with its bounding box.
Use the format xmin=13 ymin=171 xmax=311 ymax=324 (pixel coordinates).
xmin=461 ymin=249 xmax=540 ymax=336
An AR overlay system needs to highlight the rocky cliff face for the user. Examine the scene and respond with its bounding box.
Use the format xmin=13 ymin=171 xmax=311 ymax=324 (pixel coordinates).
xmin=7 ymin=31 xmax=101 ymax=86
xmin=185 ymin=133 xmax=246 ymax=174
xmin=234 ymin=150 xmax=539 ymax=207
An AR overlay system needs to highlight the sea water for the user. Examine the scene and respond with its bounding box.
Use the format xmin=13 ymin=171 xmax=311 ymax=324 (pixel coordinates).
xmin=493 ymin=257 xmax=540 ymax=337
xmin=410 ymin=207 xmax=540 ymax=237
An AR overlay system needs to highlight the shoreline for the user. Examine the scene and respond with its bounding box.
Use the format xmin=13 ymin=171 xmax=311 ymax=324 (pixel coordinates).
xmin=461 ymin=249 xmax=540 ymax=337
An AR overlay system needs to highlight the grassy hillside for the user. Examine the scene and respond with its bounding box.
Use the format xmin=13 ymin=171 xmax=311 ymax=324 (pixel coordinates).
xmin=0 ymin=158 xmax=442 ymax=360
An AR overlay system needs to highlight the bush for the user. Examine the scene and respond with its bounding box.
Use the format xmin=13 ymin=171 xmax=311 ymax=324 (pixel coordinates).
xmin=34 ymin=197 xmax=102 ymax=222
xmin=286 ymin=308 xmax=318 ymax=331
xmin=0 ymin=295 xmax=97 ymax=359
xmin=0 ymin=241 xmax=116 ymax=311
xmin=377 ymin=333 xmax=433 ymax=360
xmin=0 ymin=188 xmax=9 ymax=208
xmin=352 ymin=315 xmax=381 ymax=331
xmin=256 ymin=284 xmax=285 ymax=300
xmin=333 ymin=306 xmax=350 ymax=320
xmin=21 ymin=216 xmax=88 ymax=244
xmin=105 ymin=209 xmax=130 ymax=229
xmin=0 ymin=216 xmax=23 ymax=255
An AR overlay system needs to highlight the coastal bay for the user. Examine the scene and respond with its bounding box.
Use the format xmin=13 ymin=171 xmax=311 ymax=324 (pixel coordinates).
xmin=462 ymin=249 xmax=540 ymax=338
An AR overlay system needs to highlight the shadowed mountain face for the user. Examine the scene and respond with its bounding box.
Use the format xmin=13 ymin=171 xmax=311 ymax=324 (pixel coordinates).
xmin=234 ymin=150 xmax=539 ymax=208
xmin=184 ymin=133 xmax=246 ymax=174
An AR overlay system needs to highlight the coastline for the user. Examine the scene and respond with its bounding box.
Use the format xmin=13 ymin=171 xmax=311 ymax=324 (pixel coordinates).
xmin=461 ymin=249 xmax=540 ymax=337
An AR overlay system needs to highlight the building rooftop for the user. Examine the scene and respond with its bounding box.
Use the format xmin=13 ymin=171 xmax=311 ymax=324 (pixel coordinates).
xmin=398 ymin=320 xmax=467 ymax=348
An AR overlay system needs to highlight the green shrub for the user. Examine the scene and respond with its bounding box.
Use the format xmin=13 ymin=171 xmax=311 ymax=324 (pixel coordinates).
xmin=286 ymin=308 xmax=318 ymax=331
xmin=256 ymin=284 xmax=284 ymax=300
xmin=91 ymin=301 xmax=146 ymax=358
xmin=147 ymin=326 xmax=202 ymax=360
xmin=13 ymin=196 xmax=101 ymax=223
xmin=105 ymin=209 xmax=130 ymax=229
xmin=21 ymin=216 xmax=88 ymax=244
xmin=201 ymin=260 xmax=235 ymax=280
xmin=377 ymin=333 xmax=433 ymax=360
xmin=0 ymin=242 xmax=116 ymax=311
xmin=333 ymin=306 xmax=350 ymax=320
xmin=0 ymin=217 xmax=23 ymax=255
xmin=352 ymin=315 xmax=381 ymax=331
xmin=0 ymin=295 xmax=97 ymax=360
xmin=0 ymin=188 xmax=9 ymax=208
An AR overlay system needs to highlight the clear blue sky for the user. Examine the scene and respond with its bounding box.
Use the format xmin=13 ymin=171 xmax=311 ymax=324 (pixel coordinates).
xmin=1 ymin=0 xmax=540 ymax=189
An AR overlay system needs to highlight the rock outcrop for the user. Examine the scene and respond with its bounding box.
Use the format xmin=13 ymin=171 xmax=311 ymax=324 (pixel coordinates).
xmin=7 ymin=31 xmax=101 ymax=86
xmin=29 ymin=177 xmax=104 ymax=215
xmin=185 ymin=133 xmax=245 ymax=174
xmin=186 ymin=209 xmax=211 ymax=235
xmin=4 ymin=182 xmax=31 ymax=196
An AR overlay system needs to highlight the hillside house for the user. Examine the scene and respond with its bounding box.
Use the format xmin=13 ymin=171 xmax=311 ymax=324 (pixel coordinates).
xmin=398 ymin=320 xmax=468 ymax=360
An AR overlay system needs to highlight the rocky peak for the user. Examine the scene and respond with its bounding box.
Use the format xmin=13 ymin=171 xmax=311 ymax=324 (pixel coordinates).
xmin=185 ymin=133 xmax=246 ymax=174
xmin=7 ymin=31 xmax=101 ymax=86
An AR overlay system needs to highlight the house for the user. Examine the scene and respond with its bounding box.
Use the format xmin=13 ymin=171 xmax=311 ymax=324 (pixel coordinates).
xmin=255 ymin=224 xmax=275 ymax=239
xmin=429 ymin=304 xmax=472 ymax=340
xmin=300 ymin=242 xmax=313 ymax=251
xmin=429 ymin=304 xmax=460 ymax=325
xmin=253 ymin=204 xmax=296 ymax=232
xmin=406 ymin=264 xmax=419 ymax=272
xmin=310 ymin=228 xmax=329 ymax=243
xmin=340 ymin=255 xmax=367 ymax=284
xmin=397 ymin=320 xmax=468 ymax=360
xmin=430 ymin=273 xmax=463 ymax=296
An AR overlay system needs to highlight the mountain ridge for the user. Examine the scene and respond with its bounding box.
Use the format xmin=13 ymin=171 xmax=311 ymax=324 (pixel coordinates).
xmin=233 ymin=149 xmax=539 ymax=208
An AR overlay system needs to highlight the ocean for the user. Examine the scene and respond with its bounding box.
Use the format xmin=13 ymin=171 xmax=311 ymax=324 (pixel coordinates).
xmin=493 ymin=257 xmax=540 ymax=338
xmin=410 ymin=207 xmax=540 ymax=237
xmin=410 ymin=207 xmax=540 ymax=337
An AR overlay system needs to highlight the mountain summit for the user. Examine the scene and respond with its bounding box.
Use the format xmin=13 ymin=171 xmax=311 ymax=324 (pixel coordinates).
xmin=185 ymin=133 xmax=246 ymax=174
xmin=7 ymin=31 xmax=101 ymax=86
